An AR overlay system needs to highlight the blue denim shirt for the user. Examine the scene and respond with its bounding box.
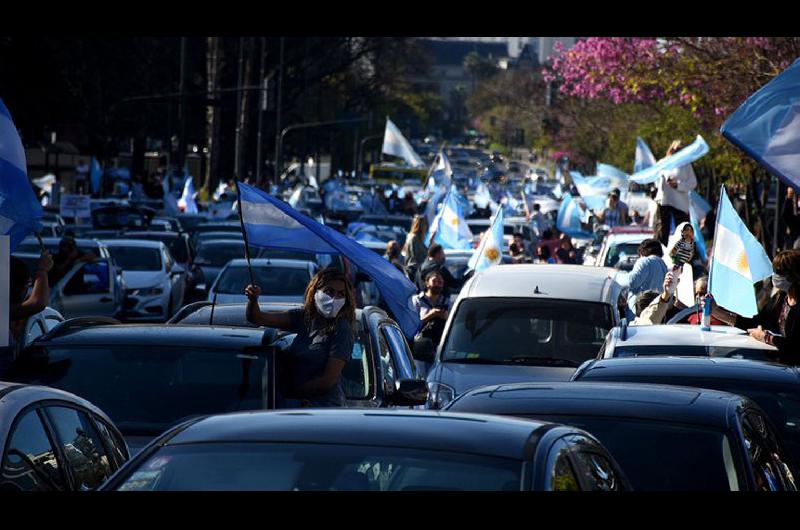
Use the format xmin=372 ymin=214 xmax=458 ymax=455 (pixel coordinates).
xmin=626 ymin=255 xmax=669 ymax=295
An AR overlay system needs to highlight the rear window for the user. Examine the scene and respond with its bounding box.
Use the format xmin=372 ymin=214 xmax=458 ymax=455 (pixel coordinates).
xmin=442 ymin=298 xmax=613 ymax=367
xmin=9 ymin=346 xmax=268 ymax=435
xmin=604 ymin=243 xmax=641 ymax=268
xmin=215 ymin=266 xmax=311 ymax=297
xmin=613 ymin=345 xmax=773 ymax=362
xmin=107 ymin=247 xmax=162 ymax=271
xmin=196 ymin=242 xmax=246 ymax=268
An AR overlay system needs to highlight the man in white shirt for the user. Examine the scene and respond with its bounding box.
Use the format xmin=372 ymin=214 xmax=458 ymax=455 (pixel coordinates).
xmin=654 ymin=140 xmax=697 ymax=245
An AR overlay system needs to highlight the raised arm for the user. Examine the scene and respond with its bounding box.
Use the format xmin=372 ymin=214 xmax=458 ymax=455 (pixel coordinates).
xmin=244 ymin=284 xmax=294 ymax=328
xmin=11 ymin=251 xmax=53 ymax=320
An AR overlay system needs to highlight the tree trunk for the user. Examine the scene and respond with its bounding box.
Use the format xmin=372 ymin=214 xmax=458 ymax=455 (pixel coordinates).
xmin=237 ymin=37 xmax=254 ymax=180
xmin=204 ymin=36 xmax=221 ymax=193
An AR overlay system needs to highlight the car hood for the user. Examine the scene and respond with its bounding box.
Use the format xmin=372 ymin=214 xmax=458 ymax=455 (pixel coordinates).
xmin=430 ymin=361 xmax=577 ymax=396
xmin=122 ymin=270 xmax=167 ymax=289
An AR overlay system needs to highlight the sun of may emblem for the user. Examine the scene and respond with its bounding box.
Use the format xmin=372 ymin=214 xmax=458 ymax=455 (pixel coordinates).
xmin=450 ymin=217 xmax=459 ymax=226
xmin=486 ymin=247 xmax=500 ymax=261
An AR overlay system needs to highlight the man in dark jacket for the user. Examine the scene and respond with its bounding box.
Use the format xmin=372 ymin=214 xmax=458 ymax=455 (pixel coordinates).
xmin=415 ymin=244 xmax=458 ymax=296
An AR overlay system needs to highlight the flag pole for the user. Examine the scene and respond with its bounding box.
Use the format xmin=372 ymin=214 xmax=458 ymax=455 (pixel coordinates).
xmin=707 ymin=184 xmax=726 ymax=301
xmin=235 ymin=179 xmax=256 ymax=287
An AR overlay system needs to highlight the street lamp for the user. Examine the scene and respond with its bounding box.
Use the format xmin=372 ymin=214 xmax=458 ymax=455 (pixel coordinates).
xmin=357 ymin=133 xmax=383 ymax=178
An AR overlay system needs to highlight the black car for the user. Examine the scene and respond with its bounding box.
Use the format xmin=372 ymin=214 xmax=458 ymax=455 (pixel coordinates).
xmin=572 ymin=357 xmax=800 ymax=467
xmin=447 ymin=382 xmax=797 ymax=491
xmin=0 ymin=382 xmax=129 ymax=491
xmin=168 ymin=302 xmax=426 ymax=409
xmin=99 ymin=409 xmax=630 ymax=491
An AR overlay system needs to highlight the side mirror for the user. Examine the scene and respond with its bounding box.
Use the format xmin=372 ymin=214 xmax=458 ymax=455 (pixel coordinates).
xmin=388 ymin=379 xmax=429 ymax=406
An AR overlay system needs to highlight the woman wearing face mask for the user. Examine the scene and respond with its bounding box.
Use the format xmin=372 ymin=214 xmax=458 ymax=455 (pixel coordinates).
xmin=714 ymin=250 xmax=800 ymax=364
xmin=245 ymin=267 xmax=355 ymax=407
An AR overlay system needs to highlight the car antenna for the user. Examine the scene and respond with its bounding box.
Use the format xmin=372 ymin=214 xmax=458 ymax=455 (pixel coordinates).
xmin=209 ymin=290 xmax=218 ymax=326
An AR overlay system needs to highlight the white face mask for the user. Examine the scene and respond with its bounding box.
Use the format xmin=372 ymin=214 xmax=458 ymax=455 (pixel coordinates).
xmin=314 ymin=290 xmax=346 ymax=319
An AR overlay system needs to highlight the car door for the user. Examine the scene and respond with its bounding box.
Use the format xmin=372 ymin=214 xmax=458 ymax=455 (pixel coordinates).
xmin=1 ymin=407 xmax=68 ymax=491
xmin=564 ymin=434 xmax=628 ymax=491
xmin=52 ymin=259 xmax=117 ymax=318
xmin=741 ymin=408 xmax=798 ymax=491
xmin=380 ymin=324 xmax=419 ymax=382
xmin=164 ymin=248 xmax=184 ymax=311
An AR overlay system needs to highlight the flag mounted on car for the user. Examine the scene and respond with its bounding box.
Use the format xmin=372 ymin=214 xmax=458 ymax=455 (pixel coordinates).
xmin=238 ymin=182 xmax=420 ymax=339
xmin=467 ymin=207 xmax=504 ymax=274
xmin=0 ymin=98 xmax=42 ymax=251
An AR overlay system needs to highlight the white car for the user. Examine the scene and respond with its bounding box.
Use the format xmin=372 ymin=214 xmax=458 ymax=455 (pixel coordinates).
xmin=207 ymin=258 xmax=317 ymax=304
xmin=102 ymin=239 xmax=187 ymax=321
xmin=598 ymin=323 xmax=777 ymax=361
xmin=590 ymin=227 xmax=658 ymax=271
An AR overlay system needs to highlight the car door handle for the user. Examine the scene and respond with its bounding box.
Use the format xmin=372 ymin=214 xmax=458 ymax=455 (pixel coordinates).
xmin=100 ymin=297 xmax=112 ymax=302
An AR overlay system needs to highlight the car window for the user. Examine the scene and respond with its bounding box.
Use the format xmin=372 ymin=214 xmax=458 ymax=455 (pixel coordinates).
xmin=26 ymin=319 xmax=47 ymax=344
xmin=742 ymin=410 xmax=797 ymax=491
xmin=63 ymin=261 xmax=111 ymax=295
xmin=215 ymin=266 xmax=311 ymax=297
xmin=377 ymin=332 xmax=397 ymax=395
xmin=341 ymin=328 xmax=370 ymax=401
xmin=1 ymin=409 xmax=66 ymax=491
xmin=107 ymin=247 xmax=162 ymax=272
xmin=567 ymin=435 xmax=622 ymax=491
xmin=548 ymin=442 xmax=580 ymax=491
xmin=92 ymin=417 xmax=128 ymax=469
xmin=44 ymin=316 xmax=63 ymax=332
xmin=44 ymin=406 xmax=114 ymax=490
xmin=380 ymin=325 xmax=417 ymax=380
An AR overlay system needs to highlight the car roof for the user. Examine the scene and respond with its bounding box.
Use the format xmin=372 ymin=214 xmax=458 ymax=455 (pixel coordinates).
xmin=462 ymin=264 xmax=620 ymax=304
xmin=165 ymin=409 xmax=552 ymax=460
xmin=605 ymin=232 xmax=652 ymax=244
xmin=101 ymin=239 xmax=166 ymax=249
xmin=36 ymin=324 xmax=267 ymax=349
xmin=223 ymin=258 xmax=315 ymax=269
xmin=26 ymin=236 xmax=103 ymax=247
xmin=616 ymin=324 xmax=777 ymax=351
xmin=451 ymin=382 xmax=744 ymax=430
xmin=576 ymin=357 xmax=800 ymax=385
xmin=123 ymin=231 xmax=181 ymax=239
xmin=608 ymin=226 xmax=653 ymax=235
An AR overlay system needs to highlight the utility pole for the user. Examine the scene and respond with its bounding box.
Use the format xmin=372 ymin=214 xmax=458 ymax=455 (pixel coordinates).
xmin=177 ymin=37 xmax=188 ymax=174
xmin=273 ymin=37 xmax=285 ymax=183
xmin=256 ymin=37 xmax=266 ymax=186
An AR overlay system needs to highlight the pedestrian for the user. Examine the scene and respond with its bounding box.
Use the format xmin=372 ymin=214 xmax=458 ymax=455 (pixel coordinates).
xmin=384 ymin=240 xmax=404 ymax=272
xmin=626 ymin=238 xmax=669 ymax=299
xmin=49 ymin=236 xmax=97 ymax=287
xmin=387 ymin=190 xmax=401 ymax=214
xmin=528 ymin=203 xmax=546 ymax=239
xmin=535 ymin=244 xmax=557 ymax=264
xmin=402 ymin=192 xmax=417 ymax=215
xmin=402 ymin=215 xmax=429 ymax=283
xmin=511 ymin=233 xmax=532 ymax=263
xmin=685 ymin=276 xmax=726 ymax=326
xmin=538 ymin=229 xmax=560 ymax=258
xmin=783 ymin=187 xmax=800 ymax=250
xmin=556 ymin=236 xmax=578 ymax=264
xmin=416 ymin=243 xmax=458 ymax=295
xmin=596 ymin=189 xmax=628 ymax=228
xmin=2 ymin=252 xmax=54 ymax=376
xmin=244 ymin=267 xmax=356 ymax=407
xmin=739 ymin=250 xmax=800 ymax=364
xmin=411 ymin=269 xmax=452 ymax=377
xmin=653 ymin=140 xmax=697 ymax=245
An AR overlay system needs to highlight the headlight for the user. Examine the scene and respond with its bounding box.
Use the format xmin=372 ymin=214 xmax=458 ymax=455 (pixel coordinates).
xmin=131 ymin=287 xmax=164 ymax=297
xmin=426 ymin=382 xmax=455 ymax=410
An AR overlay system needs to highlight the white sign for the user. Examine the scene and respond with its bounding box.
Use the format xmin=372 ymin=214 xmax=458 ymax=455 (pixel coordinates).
xmin=0 ymin=236 xmax=8 ymax=348
xmin=60 ymin=194 xmax=92 ymax=219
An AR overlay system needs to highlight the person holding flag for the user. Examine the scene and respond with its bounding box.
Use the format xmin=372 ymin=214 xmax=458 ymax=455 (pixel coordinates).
xmin=653 ymin=140 xmax=698 ymax=245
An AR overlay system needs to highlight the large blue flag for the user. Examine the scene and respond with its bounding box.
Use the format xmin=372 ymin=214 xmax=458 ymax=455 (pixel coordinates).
xmin=721 ymin=59 xmax=800 ymax=188
xmin=569 ymin=171 xmax=607 ymax=211
xmin=238 ymin=182 xmax=420 ymax=339
xmin=427 ymin=186 xmax=473 ymax=250
xmin=629 ymin=135 xmax=709 ymax=184
xmin=709 ymin=187 xmax=773 ymax=317
xmin=0 ymin=98 xmax=42 ymax=251
xmin=424 ymin=186 xmax=448 ymax=227
xmin=557 ymin=194 xmax=593 ymax=238
xmin=467 ymin=207 xmax=504 ymax=274
xmin=634 ymin=137 xmax=657 ymax=173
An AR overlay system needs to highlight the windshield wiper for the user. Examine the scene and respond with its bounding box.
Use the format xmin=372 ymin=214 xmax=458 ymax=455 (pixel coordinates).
xmin=508 ymin=356 xmax=581 ymax=367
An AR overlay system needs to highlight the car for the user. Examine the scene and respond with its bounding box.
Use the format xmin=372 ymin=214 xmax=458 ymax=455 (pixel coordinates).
xmin=189 ymin=222 xmax=242 ymax=245
xmin=447 ymin=381 xmax=798 ymax=491
xmin=15 ymin=307 xmax=65 ymax=350
xmin=174 ymin=213 xmax=209 ymax=237
xmin=192 ymin=238 xmax=255 ymax=293
xmin=425 ymin=264 xmax=628 ymax=409
xmin=572 ymin=357 xmax=800 ymax=466
xmin=207 ymin=258 xmax=317 ymax=304
xmin=466 ymin=217 xmax=535 ymax=251
xmin=91 ymin=204 xmax=154 ymax=230
xmin=168 ymin=302 xmax=424 ymax=408
xmin=440 ymin=249 xmax=513 ymax=290
xmin=591 ymin=226 xmax=656 ymax=271
xmin=0 ymin=382 xmax=129 ymax=491
xmin=99 ymin=409 xmax=630 ymax=491
xmin=122 ymin=231 xmax=202 ymax=298
xmin=599 ymin=323 xmax=778 ymax=361
xmin=102 ymin=239 xmax=187 ymax=321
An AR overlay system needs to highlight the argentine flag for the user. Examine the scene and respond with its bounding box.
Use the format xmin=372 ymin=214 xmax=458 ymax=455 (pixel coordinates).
xmin=569 ymin=171 xmax=607 ymax=212
xmin=426 ymin=149 xmax=453 ymax=191
xmin=634 ymin=137 xmax=657 ymax=173
xmin=596 ymin=163 xmax=629 ymax=184
xmin=557 ymin=194 xmax=592 ymax=238
xmin=474 ymin=182 xmax=497 ymax=212
xmin=428 ymin=187 xmax=473 ymax=250
xmin=721 ymin=59 xmax=800 ymax=188
xmin=238 ymin=182 xmax=420 ymax=339
xmin=709 ymin=188 xmax=773 ymax=317
xmin=382 ymin=118 xmax=424 ymax=168
xmin=178 ymin=175 xmax=198 ymax=214
xmin=0 ymin=98 xmax=42 ymax=251
xmin=630 ymin=135 xmax=710 ymax=185
xmin=467 ymin=207 xmax=504 ymax=274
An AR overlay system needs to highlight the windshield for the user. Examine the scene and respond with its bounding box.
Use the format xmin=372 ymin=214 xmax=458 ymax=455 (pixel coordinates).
xmin=107 ymin=247 xmax=162 ymax=271
xmin=442 ymin=298 xmax=612 ymax=366
xmin=10 ymin=346 xmax=268 ymax=435
xmin=115 ymin=442 xmax=522 ymax=491
xmin=196 ymin=242 xmax=247 ymax=268
xmin=257 ymin=248 xmax=319 ymax=264
xmin=521 ymin=414 xmax=740 ymax=491
xmin=130 ymin=236 xmax=188 ymax=263
xmin=215 ymin=266 xmax=311 ymax=297
xmin=604 ymin=242 xmax=641 ymax=268
xmin=613 ymin=345 xmax=774 ymax=361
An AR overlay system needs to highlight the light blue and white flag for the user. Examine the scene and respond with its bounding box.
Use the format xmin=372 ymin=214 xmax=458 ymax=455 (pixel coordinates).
xmin=428 ymin=187 xmax=473 ymax=250
xmin=238 ymin=182 xmax=420 ymax=339
xmin=629 ymin=135 xmax=710 ymax=185
xmin=596 ymin=163 xmax=629 ymax=184
xmin=689 ymin=190 xmax=712 ymax=222
xmin=721 ymin=59 xmax=800 ymax=188
xmin=569 ymin=171 xmax=608 ymax=212
xmin=287 ymin=185 xmax=303 ymax=208
xmin=426 ymin=149 xmax=453 ymax=191
xmin=557 ymin=194 xmax=593 ymax=238
xmin=178 ymin=175 xmax=198 ymax=214
xmin=473 ymin=182 xmax=496 ymax=211
xmin=382 ymin=118 xmax=424 ymax=168
xmin=634 ymin=137 xmax=657 ymax=173
xmin=0 ymin=98 xmax=42 ymax=251
xmin=467 ymin=207 xmax=504 ymax=274
xmin=90 ymin=157 xmax=103 ymax=194
xmin=709 ymin=187 xmax=773 ymax=317
xmin=425 ymin=186 xmax=448 ymax=227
